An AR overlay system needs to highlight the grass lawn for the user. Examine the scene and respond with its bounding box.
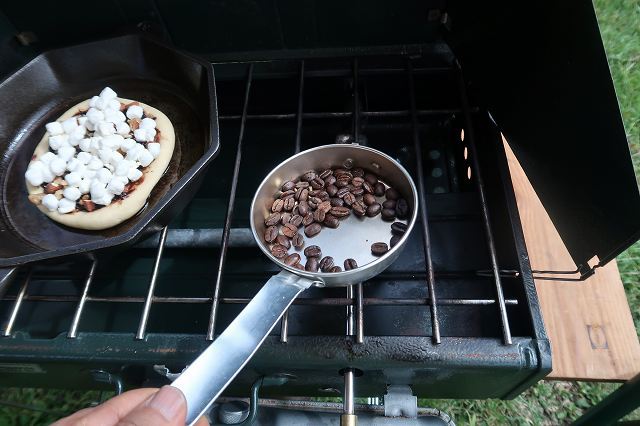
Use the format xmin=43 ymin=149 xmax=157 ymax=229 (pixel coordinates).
xmin=1 ymin=0 xmax=638 ymax=424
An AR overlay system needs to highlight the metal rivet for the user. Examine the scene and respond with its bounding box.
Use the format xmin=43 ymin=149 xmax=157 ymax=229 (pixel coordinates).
xmin=343 ymin=158 xmax=354 ymax=169
xmin=431 ymin=167 xmax=443 ymax=178
xmin=428 ymin=150 xmax=441 ymax=160
xmin=370 ymin=162 xmax=380 ymax=170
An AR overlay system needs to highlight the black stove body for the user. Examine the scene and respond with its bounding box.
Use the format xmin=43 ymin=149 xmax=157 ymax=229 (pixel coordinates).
xmin=0 ymin=0 xmax=638 ymax=402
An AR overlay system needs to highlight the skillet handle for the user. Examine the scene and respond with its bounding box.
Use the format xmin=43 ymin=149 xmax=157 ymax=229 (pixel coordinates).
xmin=0 ymin=267 xmax=19 ymax=300
xmin=172 ymin=270 xmax=315 ymax=425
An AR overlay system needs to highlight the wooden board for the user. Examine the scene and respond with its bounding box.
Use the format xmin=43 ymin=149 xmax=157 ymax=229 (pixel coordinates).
xmin=504 ymin=140 xmax=640 ymax=381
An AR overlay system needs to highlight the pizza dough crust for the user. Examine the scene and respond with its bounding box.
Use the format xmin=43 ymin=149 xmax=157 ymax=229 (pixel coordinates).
xmin=26 ymin=97 xmax=175 ymax=230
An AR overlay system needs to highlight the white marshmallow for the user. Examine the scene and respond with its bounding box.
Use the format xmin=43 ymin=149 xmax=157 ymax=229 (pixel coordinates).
xmin=57 ymin=198 xmax=76 ymax=214
xmin=133 ymin=128 xmax=147 ymax=142
xmin=115 ymin=160 xmax=133 ymax=176
xmin=76 ymin=151 xmax=92 ymax=165
xmin=41 ymin=167 xmax=55 ymax=183
xmin=66 ymin=158 xmax=80 ymax=172
xmin=68 ymin=126 xmax=86 ymax=144
xmin=101 ymin=134 xmax=123 ymax=150
xmin=57 ymin=145 xmax=76 ymax=162
xmin=138 ymin=148 xmax=154 ymax=167
xmin=86 ymin=108 xmax=105 ymax=124
xmin=25 ymin=168 xmax=44 ymax=186
xmin=109 ymin=151 xmax=124 ymax=165
xmin=140 ymin=117 xmax=156 ymax=129
xmin=96 ymin=167 xmax=112 ymax=184
xmin=45 ymin=122 xmax=64 ymax=136
xmin=104 ymin=163 xmax=115 ymax=172
xmin=94 ymin=97 xmax=109 ymax=111
xmin=78 ymin=178 xmax=91 ymax=194
xmin=115 ymin=175 xmax=129 ymax=186
xmin=100 ymin=87 xmax=117 ymax=101
xmin=105 ymin=110 xmax=126 ymax=124
xmin=147 ymin=143 xmax=161 ymax=158
xmin=77 ymin=117 xmax=88 ymax=127
xmin=42 ymin=194 xmax=59 ymax=212
xmin=85 ymin=120 xmax=95 ymax=131
xmin=98 ymin=149 xmax=113 ymax=164
xmin=106 ymin=177 xmax=125 ymax=195
xmin=145 ymin=128 xmax=156 ymax=141
xmin=64 ymin=172 xmax=82 ymax=187
xmin=89 ymin=137 xmax=102 ymax=153
xmin=61 ymin=117 xmax=79 ymax=134
xmin=127 ymin=167 xmax=143 ymax=182
xmin=115 ymin=121 xmax=130 ymax=135
xmin=90 ymin=181 xmax=107 ymax=199
xmin=94 ymin=193 xmax=114 ymax=206
xmin=107 ymin=99 xmax=121 ymax=111
xmin=39 ymin=152 xmax=57 ymax=165
xmin=29 ymin=161 xmax=46 ymax=171
xmin=79 ymin=138 xmax=92 ymax=152
xmin=120 ymin=138 xmax=136 ymax=152
xmin=126 ymin=105 xmax=143 ymax=120
xmin=87 ymin=157 xmax=103 ymax=171
xmin=48 ymin=134 xmax=69 ymax=150
xmin=49 ymin=157 xmax=66 ymax=176
xmin=81 ymin=168 xmax=96 ymax=180
xmin=89 ymin=96 xmax=100 ymax=108
xmin=63 ymin=186 xmax=81 ymax=201
xmin=97 ymin=122 xmax=115 ymax=136
xmin=125 ymin=144 xmax=143 ymax=162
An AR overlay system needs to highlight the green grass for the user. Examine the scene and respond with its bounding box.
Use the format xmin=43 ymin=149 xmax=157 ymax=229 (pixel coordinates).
xmin=1 ymin=1 xmax=639 ymax=425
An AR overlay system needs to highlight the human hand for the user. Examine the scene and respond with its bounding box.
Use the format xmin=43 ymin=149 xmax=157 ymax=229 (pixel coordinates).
xmin=52 ymin=385 xmax=209 ymax=426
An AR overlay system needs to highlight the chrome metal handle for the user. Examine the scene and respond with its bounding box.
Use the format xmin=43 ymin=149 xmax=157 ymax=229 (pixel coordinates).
xmin=172 ymin=270 xmax=315 ymax=425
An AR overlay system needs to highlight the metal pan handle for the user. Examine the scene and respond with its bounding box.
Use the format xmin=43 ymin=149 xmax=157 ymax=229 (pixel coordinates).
xmin=171 ymin=270 xmax=316 ymax=425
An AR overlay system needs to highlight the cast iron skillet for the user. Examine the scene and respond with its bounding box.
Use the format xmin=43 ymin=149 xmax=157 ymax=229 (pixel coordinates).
xmin=0 ymin=34 xmax=219 ymax=269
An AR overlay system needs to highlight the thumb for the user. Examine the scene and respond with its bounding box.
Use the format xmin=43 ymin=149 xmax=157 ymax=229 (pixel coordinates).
xmin=118 ymin=386 xmax=186 ymax=426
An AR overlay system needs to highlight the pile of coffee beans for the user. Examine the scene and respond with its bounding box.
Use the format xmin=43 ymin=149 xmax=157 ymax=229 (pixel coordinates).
xmin=264 ymin=166 xmax=411 ymax=272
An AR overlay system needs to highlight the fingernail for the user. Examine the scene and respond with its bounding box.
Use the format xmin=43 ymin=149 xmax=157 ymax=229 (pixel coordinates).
xmin=147 ymin=386 xmax=185 ymax=421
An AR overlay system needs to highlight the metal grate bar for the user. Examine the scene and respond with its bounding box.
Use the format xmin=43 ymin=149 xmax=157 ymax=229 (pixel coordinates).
xmin=219 ymin=109 xmax=466 ymax=121
xmin=136 ymin=226 xmax=169 ymax=340
xmin=407 ymin=59 xmax=441 ymax=344
xmin=455 ymin=65 xmax=512 ymax=345
xmin=355 ymin=281 xmax=364 ymax=343
xmin=207 ymin=63 xmax=254 ymax=341
xmin=3 ymin=270 xmax=32 ymax=337
xmin=67 ymin=260 xmax=98 ymax=339
xmin=3 ymin=295 xmax=519 ymax=306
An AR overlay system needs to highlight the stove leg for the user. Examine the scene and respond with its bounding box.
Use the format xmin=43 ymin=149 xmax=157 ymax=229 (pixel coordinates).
xmin=341 ymin=369 xmax=358 ymax=426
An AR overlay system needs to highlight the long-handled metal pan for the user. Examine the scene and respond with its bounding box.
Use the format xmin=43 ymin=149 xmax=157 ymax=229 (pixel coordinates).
xmin=172 ymin=144 xmax=418 ymax=425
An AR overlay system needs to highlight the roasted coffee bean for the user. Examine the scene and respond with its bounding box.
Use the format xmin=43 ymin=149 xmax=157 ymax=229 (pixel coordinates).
xmin=325 ymin=175 xmax=336 ymax=186
xmin=310 ymin=177 xmax=325 ymax=189
xmin=396 ymin=198 xmax=409 ymax=219
xmin=374 ymin=182 xmax=386 ymax=196
xmin=309 ymin=196 xmax=322 ymax=206
xmin=336 ymin=187 xmax=351 ymax=198
xmin=295 ymin=181 xmax=310 ymax=189
xmin=264 ymin=226 xmax=278 ymax=243
xmin=323 ymin=214 xmax=339 ymax=228
xmin=283 ymin=197 xmax=295 ymax=211
xmin=282 ymin=223 xmax=298 ymax=238
xmin=319 ymin=169 xmax=333 ymax=179
xmin=336 ymin=175 xmax=351 ymax=187
xmin=280 ymin=189 xmax=296 ymax=199
xmin=344 ymin=258 xmax=358 ymax=270
xmin=351 ymin=187 xmax=364 ymax=196
xmin=292 ymin=233 xmax=305 ymax=249
xmin=303 ymin=213 xmax=314 ymax=226
xmin=362 ymin=181 xmax=374 ymax=194
xmin=390 ymin=234 xmax=401 ymax=248
xmin=363 ymin=194 xmax=377 ymax=206
xmin=295 ymin=187 xmax=309 ymax=201
xmin=305 ymin=257 xmax=319 ymax=272
xmin=265 ymin=212 xmax=281 ymax=226
xmin=330 ymin=197 xmax=344 ymax=207
xmin=280 ymin=212 xmax=292 ymax=225
xmin=352 ymin=177 xmax=364 ymax=187
xmin=319 ymin=256 xmax=334 ymax=272
xmin=271 ymin=199 xmax=284 ymax=212
xmin=366 ymin=203 xmax=381 ymax=217
xmin=304 ymin=245 xmax=322 ymax=258
xmin=304 ymin=223 xmax=322 ymax=237
xmin=330 ymin=206 xmax=350 ymax=218
xmin=326 ymin=184 xmax=338 ymax=197
xmin=302 ymin=170 xmax=317 ymax=182
xmin=391 ymin=221 xmax=408 ymax=235
xmin=308 ymin=198 xmax=318 ymax=209
xmin=364 ymin=173 xmax=378 ymax=185
xmin=298 ymin=201 xmax=309 ymax=216
xmin=276 ymin=235 xmax=291 ymax=249
xmin=334 ymin=169 xmax=352 ymax=179
xmin=316 ymin=191 xmax=330 ymax=201
xmin=381 ymin=208 xmax=396 ymax=221
xmin=343 ymin=192 xmax=356 ymax=206
xmin=293 ymin=262 xmax=305 ymax=270
xmin=329 ymin=266 xmax=342 ymax=273
xmin=385 ymin=187 xmax=400 ymax=200
xmin=352 ymin=201 xmax=366 ymax=216
xmin=382 ymin=199 xmax=397 ymax=209
xmin=352 ymin=167 xmax=365 ymax=178
xmin=290 ymin=214 xmax=303 ymax=227
xmin=270 ymin=244 xmax=288 ymax=258
xmin=281 ymin=181 xmax=296 ymax=191
xmin=313 ymin=208 xmax=326 ymax=223
xmin=292 ymin=205 xmax=300 ymax=216
xmin=317 ymin=200 xmax=332 ymax=214
xmin=371 ymin=242 xmax=389 ymax=255
xmin=284 ymin=253 xmax=301 ymax=266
